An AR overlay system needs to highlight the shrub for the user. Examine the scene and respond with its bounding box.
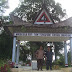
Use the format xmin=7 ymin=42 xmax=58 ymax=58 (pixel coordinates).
xmin=0 ymin=59 xmax=11 ymax=72
xmin=0 ymin=64 xmax=11 ymax=72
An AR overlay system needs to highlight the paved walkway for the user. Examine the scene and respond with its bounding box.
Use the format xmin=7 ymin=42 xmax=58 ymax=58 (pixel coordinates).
xmin=11 ymin=66 xmax=72 ymax=72
xmin=11 ymin=68 xmax=64 ymax=72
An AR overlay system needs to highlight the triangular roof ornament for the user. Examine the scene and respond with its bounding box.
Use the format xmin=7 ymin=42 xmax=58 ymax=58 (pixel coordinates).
xmin=34 ymin=0 xmax=54 ymax=24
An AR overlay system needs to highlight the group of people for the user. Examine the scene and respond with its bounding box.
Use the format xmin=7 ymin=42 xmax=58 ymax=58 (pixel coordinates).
xmin=35 ymin=46 xmax=53 ymax=71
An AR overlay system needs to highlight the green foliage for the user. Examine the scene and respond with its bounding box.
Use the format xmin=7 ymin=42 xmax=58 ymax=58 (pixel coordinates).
xmin=0 ymin=31 xmax=13 ymax=59
xmin=19 ymin=45 xmax=30 ymax=61
xmin=0 ymin=59 xmax=6 ymax=67
xmin=21 ymin=26 xmax=26 ymax=32
xmin=0 ymin=16 xmax=12 ymax=26
xmin=12 ymin=0 xmax=66 ymax=22
xmin=53 ymin=54 xmax=65 ymax=67
xmin=0 ymin=0 xmax=9 ymax=26
xmin=26 ymin=42 xmax=52 ymax=59
xmin=26 ymin=42 xmax=40 ymax=59
xmin=20 ymin=41 xmax=64 ymax=61
xmin=53 ymin=42 xmax=64 ymax=61
xmin=0 ymin=59 xmax=11 ymax=72
xmin=0 ymin=0 xmax=9 ymax=14
xmin=57 ymin=55 xmax=65 ymax=67
xmin=19 ymin=41 xmax=48 ymax=61
xmin=68 ymin=51 xmax=71 ymax=67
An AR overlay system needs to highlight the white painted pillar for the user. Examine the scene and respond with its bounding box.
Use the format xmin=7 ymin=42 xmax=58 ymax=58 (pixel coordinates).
xmin=70 ymin=37 xmax=72 ymax=66
xmin=12 ymin=36 xmax=16 ymax=63
xmin=16 ymin=40 xmax=20 ymax=65
xmin=64 ymin=41 xmax=68 ymax=67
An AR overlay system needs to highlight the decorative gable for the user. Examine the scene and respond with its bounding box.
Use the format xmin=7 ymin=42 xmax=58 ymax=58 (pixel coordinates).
xmin=34 ymin=8 xmax=54 ymax=24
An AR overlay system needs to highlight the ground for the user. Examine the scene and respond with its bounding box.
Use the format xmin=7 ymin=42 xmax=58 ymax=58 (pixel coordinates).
xmin=11 ymin=66 xmax=72 ymax=72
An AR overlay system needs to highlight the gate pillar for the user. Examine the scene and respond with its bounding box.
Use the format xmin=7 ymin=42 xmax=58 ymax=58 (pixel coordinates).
xmin=16 ymin=40 xmax=20 ymax=65
xmin=70 ymin=36 xmax=72 ymax=66
xmin=64 ymin=41 xmax=68 ymax=67
xmin=12 ymin=36 xmax=16 ymax=63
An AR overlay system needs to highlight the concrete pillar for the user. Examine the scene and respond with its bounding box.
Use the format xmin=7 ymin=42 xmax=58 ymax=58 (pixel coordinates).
xmin=12 ymin=36 xmax=16 ymax=63
xmin=70 ymin=37 xmax=72 ymax=66
xmin=64 ymin=41 xmax=68 ymax=67
xmin=16 ymin=40 xmax=20 ymax=65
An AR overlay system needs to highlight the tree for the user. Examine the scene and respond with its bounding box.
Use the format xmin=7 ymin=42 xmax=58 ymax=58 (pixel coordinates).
xmin=0 ymin=0 xmax=13 ymax=59
xmin=0 ymin=0 xmax=10 ymax=33
xmin=68 ymin=51 xmax=71 ymax=67
xmin=0 ymin=31 xmax=13 ymax=59
xmin=0 ymin=0 xmax=8 ymax=14
xmin=19 ymin=41 xmax=48 ymax=61
xmin=56 ymin=54 xmax=65 ymax=67
xmin=19 ymin=45 xmax=30 ymax=61
xmin=0 ymin=0 xmax=9 ymax=26
xmin=26 ymin=41 xmax=52 ymax=59
xmin=12 ymin=0 xmax=66 ymax=23
xmin=23 ymin=41 xmax=64 ymax=61
xmin=54 ymin=42 xmax=64 ymax=61
xmin=26 ymin=42 xmax=42 ymax=60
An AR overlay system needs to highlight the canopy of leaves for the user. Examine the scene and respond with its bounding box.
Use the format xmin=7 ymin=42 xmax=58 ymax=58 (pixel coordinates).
xmin=19 ymin=41 xmax=64 ymax=61
xmin=19 ymin=45 xmax=30 ymax=61
xmin=68 ymin=51 xmax=71 ymax=67
xmin=12 ymin=0 xmax=66 ymax=23
xmin=54 ymin=54 xmax=65 ymax=67
xmin=0 ymin=0 xmax=9 ymax=15
xmin=0 ymin=0 xmax=9 ymax=26
xmin=19 ymin=41 xmax=48 ymax=60
xmin=53 ymin=42 xmax=64 ymax=61
xmin=0 ymin=31 xmax=13 ymax=59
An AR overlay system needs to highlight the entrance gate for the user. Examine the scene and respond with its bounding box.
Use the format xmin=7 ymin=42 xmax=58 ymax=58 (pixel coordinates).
xmin=3 ymin=2 xmax=72 ymax=67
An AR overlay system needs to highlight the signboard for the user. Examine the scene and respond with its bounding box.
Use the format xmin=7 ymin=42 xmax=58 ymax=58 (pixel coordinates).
xmin=37 ymin=12 xmax=50 ymax=22
xmin=14 ymin=33 xmax=71 ymax=37
xmin=34 ymin=9 xmax=53 ymax=24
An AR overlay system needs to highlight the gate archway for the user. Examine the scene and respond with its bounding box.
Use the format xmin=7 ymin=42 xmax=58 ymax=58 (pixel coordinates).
xmin=3 ymin=2 xmax=72 ymax=67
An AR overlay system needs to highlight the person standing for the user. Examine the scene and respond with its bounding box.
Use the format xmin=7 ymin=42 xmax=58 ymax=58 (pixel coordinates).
xmin=35 ymin=46 xmax=44 ymax=71
xmin=45 ymin=46 xmax=53 ymax=70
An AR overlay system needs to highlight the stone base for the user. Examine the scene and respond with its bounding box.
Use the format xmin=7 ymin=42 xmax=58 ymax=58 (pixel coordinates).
xmin=65 ymin=64 xmax=68 ymax=67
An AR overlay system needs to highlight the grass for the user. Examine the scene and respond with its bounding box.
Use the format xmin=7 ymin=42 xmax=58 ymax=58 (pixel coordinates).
xmin=42 ymin=65 xmax=46 ymax=69
xmin=0 ymin=59 xmax=6 ymax=67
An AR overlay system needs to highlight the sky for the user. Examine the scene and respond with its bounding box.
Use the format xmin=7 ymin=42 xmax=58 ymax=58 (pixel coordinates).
xmin=5 ymin=0 xmax=72 ymax=19
xmin=55 ymin=0 xmax=72 ymax=18
xmin=4 ymin=0 xmax=19 ymax=15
